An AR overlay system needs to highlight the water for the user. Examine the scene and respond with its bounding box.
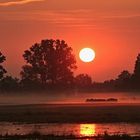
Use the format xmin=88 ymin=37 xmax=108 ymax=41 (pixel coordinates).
xmin=0 ymin=92 xmax=139 ymax=137
xmin=0 ymin=123 xmax=140 ymax=137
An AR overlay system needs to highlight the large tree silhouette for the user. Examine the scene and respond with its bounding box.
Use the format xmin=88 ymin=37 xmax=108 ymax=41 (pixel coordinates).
xmin=132 ymin=53 xmax=140 ymax=88
xmin=21 ymin=39 xmax=77 ymax=87
xmin=0 ymin=51 xmax=6 ymax=79
xmin=134 ymin=54 xmax=140 ymax=79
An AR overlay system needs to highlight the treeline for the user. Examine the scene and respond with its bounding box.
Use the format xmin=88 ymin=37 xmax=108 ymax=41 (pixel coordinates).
xmin=0 ymin=39 xmax=140 ymax=92
xmin=104 ymin=54 xmax=140 ymax=91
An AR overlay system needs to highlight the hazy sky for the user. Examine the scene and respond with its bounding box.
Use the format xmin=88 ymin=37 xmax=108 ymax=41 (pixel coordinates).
xmin=0 ymin=0 xmax=140 ymax=81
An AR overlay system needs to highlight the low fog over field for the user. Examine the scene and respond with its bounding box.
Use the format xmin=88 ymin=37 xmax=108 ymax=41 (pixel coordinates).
xmin=0 ymin=92 xmax=140 ymax=105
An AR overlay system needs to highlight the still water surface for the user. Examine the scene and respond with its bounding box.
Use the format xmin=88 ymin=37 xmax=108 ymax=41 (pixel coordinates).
xmin=0 ymin=123 xmax=140 ymax=137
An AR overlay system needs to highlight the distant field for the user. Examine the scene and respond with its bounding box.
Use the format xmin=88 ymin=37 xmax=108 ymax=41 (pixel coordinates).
xmin=0 ymin=103 xmax=139 ymax=123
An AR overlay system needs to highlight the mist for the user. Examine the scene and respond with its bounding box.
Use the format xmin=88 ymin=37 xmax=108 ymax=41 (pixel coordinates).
xmin=0 ymin=91 xmax=140 ymax=105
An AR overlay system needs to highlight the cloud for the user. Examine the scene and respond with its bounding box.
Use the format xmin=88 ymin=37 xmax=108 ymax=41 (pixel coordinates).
xmin=0 ymin=9 xmax=139 ymax=31
xmin=0 ymin=0 xmax=44 ymax=6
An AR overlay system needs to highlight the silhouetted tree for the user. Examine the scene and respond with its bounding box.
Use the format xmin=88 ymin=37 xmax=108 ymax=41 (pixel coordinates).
xmin=0 ymin=76 xmax=19 ymax=91
xmin=0 ymin=51 xmax=6 ymax=79
xmin=115 ymin=70 xmax=131 ymax=89
xmin=21 ymin=39 xmax=77 ymax=88
xmin=103 ymin=79 xmax=116 ymax=89
xmin=133 ymin=54 xmax=140 ymax=79
xmin=20 ymin=65 xmax=42 ymax=90
xmin=20 ymin=65 xmax=39 ymax=83
xmin=131 ymin=53 xmax=140 ymax=88
xmin=75 ymin=74 xmax=92 ymax=88
xmin=117 ymin=70 xmax=131 ymax=82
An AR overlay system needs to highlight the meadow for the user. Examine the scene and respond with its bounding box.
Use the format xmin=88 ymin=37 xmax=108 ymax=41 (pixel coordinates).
xmin=0 ymin=103 xmax=139 ymax=123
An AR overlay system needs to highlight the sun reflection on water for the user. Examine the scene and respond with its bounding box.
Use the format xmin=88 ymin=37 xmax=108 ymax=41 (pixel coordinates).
xmin=80 ymin=124 xmax=96 ymax=137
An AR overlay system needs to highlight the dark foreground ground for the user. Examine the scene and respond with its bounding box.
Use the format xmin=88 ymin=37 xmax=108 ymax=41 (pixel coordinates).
xmin=1 ymin=134 xmax=140 ymax=140
xmin=0 ymin=103 xmax=139 ymax=123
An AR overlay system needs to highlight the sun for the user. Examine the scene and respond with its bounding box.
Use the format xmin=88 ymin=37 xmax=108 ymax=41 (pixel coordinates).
xmin=79 ymin=48 xmax=95 ymax=62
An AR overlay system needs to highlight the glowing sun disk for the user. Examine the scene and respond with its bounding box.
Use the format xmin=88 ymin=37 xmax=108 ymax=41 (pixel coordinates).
xmin=79 ymin=48 xmax=95 ymax=62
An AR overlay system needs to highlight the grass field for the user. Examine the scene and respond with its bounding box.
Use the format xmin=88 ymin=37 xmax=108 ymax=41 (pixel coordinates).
xmin=0 ymin=103 xmax=139 ymax=123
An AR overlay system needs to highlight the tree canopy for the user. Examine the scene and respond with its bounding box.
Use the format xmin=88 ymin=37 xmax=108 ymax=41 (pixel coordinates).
xmin=131 ymin=53 xmax=140 ymax=88
xmin=115 ymin=70 xmax=131 ymax=89
xmin=21 ymin=39 xmax=77 ymax=87
xmin=134 ymin=54 xmax=140 ymax=79
xmin=75 ymin=74 xmax=92 ymax=88
xmin=0 ymin=76 xmax=19 ymax=91
xmin=0 ymin=51 xmax=6 ymax=79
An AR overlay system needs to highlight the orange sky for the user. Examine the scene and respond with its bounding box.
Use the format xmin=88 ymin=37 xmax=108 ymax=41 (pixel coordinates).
xmin=0 ymin=0 xmax=140 ymax=81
